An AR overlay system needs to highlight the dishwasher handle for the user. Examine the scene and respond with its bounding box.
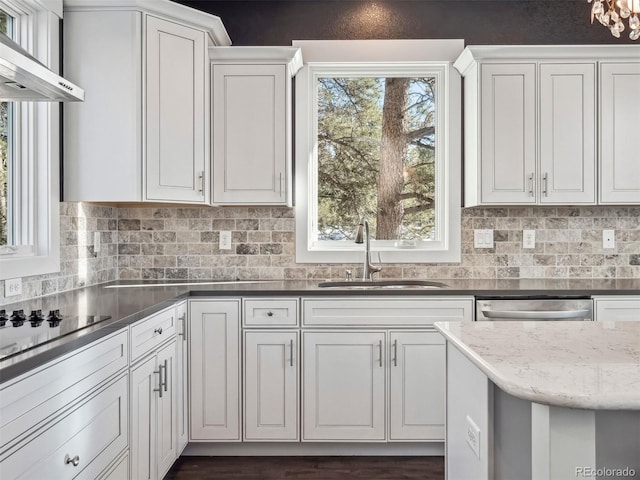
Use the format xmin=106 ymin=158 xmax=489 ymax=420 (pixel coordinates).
xmin=480 ymin=309 xmax=590 ymax=320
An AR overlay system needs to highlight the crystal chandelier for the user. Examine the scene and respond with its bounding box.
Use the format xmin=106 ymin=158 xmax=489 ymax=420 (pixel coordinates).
xmin=589 ymin=0 xmax=640 ymax=40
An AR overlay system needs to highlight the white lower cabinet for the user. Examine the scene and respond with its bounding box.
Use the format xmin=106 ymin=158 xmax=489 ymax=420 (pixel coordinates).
xmin=175 ymin=302 xmax=189 ymax=453
xmin=189 ymin=300 xmax=241 ymax=441
xmin=0 ymin=331 xmax=129 ymax=480
xmin=244 ymin=330 xmax=299 ymax=441
xmin=130 ymin=340 xmax=178 ymax=480
xmin=0 ymin=374 xmax=128 ymax=480
xmin=300 ymin=297 xmax=472 ymax=443
xmin=187 ymin=296 xmax=472 ymax=445
xmin=303 ymin=331 xmax=387 ymax=441
xmin=389 ymin=331 xmax=445 ymax=441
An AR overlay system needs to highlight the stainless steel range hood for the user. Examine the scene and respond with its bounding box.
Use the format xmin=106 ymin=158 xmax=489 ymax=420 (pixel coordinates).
xmin=0 ymin=32 xmax=84 ymax=102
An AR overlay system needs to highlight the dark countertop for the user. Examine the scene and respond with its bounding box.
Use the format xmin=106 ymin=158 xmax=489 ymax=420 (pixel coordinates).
xmin=1 ymin=278 xmax=639 ymax=384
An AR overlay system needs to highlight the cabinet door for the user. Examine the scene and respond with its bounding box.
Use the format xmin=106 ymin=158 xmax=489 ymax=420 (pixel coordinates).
xmin=212 ymin=64 xmax=288 ymax=205
xmin=130 ymin=355 xmax=158 ymax=480
xmin=189 ymin=300 xmax=241 ymax=440
xmin=480 ymin=63 xmax=536 ymax=204
xmin=389 ymin=331 xmax=445 ymax=441
xmin=539 ymin=63 xmax=596 ymax=204
xmin=175 ymin=302 xmax=189 ymax=453
xmin=244 ymin=331 xmax=298 ymax=441
xmin=303 ymin=331 xmax=386 ymax=441
xmin=145 ymin=15 xmax=207 ymax=203
xmin=600 ymin=63 xmax=640 ymax=204
xmin=156 ymin=341 xmax=178 ymax=479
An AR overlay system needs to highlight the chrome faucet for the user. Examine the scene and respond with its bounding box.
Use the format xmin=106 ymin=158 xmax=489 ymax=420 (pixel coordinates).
xmin=354 ymin=217 xmax=382 ymax=281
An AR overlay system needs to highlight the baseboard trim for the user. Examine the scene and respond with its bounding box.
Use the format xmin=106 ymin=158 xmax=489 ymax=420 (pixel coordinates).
xmin=183 ymin=442 xmax=444 ymax=456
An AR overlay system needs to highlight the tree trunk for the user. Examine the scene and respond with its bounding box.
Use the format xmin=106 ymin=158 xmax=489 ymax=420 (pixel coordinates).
xmin=377 ymin=78 xmax=409 ymax=240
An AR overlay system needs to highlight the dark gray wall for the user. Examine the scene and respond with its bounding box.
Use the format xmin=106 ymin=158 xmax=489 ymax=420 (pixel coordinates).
xmin=172 ymin=0 xmax=634 ymax=45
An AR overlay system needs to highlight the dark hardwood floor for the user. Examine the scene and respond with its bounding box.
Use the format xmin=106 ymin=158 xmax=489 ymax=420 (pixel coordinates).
xmin=165 ymin=456 xmax=444 ymax=480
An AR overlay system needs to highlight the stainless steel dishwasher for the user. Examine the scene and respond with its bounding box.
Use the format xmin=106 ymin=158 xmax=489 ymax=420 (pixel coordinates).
xmin=476 ymin=297 xmax=593 ymax=321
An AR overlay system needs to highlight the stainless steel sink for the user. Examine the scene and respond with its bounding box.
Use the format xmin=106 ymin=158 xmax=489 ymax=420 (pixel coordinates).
xmin=317 ymin=280 xmax=448 ymax=289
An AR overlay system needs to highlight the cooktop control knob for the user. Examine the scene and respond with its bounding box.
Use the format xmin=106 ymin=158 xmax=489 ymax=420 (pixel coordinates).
xmin=10 ymin=310 xmax=26 ymax=327
xmin=47 ymin=309 xmax=63 ymax=327
xmin=29 ymin=310 xmax=44 ymax=327
xmin=0 ymin=309 xmax=7 ymax=327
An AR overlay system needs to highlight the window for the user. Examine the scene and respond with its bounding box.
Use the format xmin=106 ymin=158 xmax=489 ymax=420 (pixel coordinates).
xmin=0 ymin=0 xmax=61 ymax=280
xmin=293 ymin=40 xmax=463 ymax=263
xmin=0 ymin=10 xmax=13 ymax=247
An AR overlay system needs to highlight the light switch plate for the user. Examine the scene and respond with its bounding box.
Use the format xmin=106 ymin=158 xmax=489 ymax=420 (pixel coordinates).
xmin=523 ymin=229 xmax=535 ymax=249
xmin=5 ymin=277 xmax=22 ymax=297
xmin=474 ymin=229 xmax=493 ymax=249
xmin=219 ymin=231 xmax=232 ymax=250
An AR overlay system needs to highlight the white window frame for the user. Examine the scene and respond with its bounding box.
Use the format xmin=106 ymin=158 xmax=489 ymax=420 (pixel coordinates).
xmin=0 ymin=0 xmax=61 ymax=280
xmin=293 ymin=39 xmax=463 ymax=264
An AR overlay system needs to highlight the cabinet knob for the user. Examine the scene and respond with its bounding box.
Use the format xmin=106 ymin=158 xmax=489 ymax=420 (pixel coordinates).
xmin=267 ymin=311 xmax=274 ymax=317
xmin=65 ymin=454 xmax=80 ymax=467
xmin=154 ymin=327 xmax=163 ymax=335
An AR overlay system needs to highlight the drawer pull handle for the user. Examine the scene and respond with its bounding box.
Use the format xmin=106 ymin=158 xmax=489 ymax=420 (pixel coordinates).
xmin=378 ymin=340 xmax=383 ymax=367
xmin=154 ymin=367 xmax=163 ymax=398
xmin=393 ymin=339 xmax=398 ymax=367
xmin=267 ymin=311 xmax=274 ymax=317
xmin=178 ymin=313 xmax=187 ymax=341
xmin=65 ymin=454 xmax=80 ymax=467
xmin=163 ymin=359 xmax=169 ymax=392
xmin=154 ymin=327 xmax=163 ymax=335
xmin=528 ymin=173 xmax=534 ymax=197
xmin=290 ymin=339 xmax=294 ymax=367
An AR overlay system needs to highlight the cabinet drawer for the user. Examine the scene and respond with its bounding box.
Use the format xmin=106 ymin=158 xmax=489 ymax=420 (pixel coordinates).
xmin=96 ymin=452 xmax=129 ymax=480
xmin=0 ymin=374 xmax=128 ymax=480
xmin=593 ymin=297 xmax=640 ymax=322
xmin=0 ymin=329 xmax=128 ymax=449
xmin=302 ymin=297 xmax=474 ymax=327
xmin=243 ymin=299 xmax=299 ymax=326
xmin=130 ymin=305 xmax=176 ymax=361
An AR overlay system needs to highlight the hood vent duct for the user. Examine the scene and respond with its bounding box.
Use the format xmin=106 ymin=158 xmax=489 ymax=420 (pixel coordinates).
xmin=0 ymin=32 xmax=84 ymax=102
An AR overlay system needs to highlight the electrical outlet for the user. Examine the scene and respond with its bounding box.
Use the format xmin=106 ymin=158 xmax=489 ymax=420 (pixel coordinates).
xmin=523 ymin=229 xmax=535 ymax=249
xmin=5 ymin=277 xmax=22 ymax=297
xmin=603 ymin=229 xmax=615 ymax=249
xmin=219 ymin=231 xmax=232 ymax=250
xmin=466 ymin=415 xmax=481 ymax=459
xmin=474 ymin=229 xmax=493 ymax=249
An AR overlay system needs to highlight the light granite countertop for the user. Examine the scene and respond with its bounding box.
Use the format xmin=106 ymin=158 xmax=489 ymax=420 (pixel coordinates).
xmin=435 ymin=320 xmax=640 ymax=410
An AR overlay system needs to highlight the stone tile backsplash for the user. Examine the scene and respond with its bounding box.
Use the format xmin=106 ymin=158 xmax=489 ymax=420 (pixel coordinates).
xmin=116 ymin=205 xmax=640 ymax=281
xmin=2 ymin=203 xmax=638 ymax=306
xmin=0 ymin=203 xmax=118 ymax=306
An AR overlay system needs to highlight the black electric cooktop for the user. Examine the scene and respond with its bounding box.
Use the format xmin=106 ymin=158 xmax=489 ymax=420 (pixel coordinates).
xmin=0 ymin=311 xmax=112 ymax=360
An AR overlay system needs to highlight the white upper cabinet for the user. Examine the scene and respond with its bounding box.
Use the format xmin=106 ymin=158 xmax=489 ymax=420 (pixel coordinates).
xmin=63 ymin=0 xmax=230 ymax=204
xmin=478 ymin=63 xmax=537 ymax=204
xmin=539 ymin=63 xmax=596 ymax=204
xmin=600 ymin=62 xmax=640 ymax=204
xmin=145 ymin=16 xmax=207 ymax=203
xmin=455 ymin=45 xmax=639 ymax=207
xmin=210 ymin=47 xmax=303 ymax=206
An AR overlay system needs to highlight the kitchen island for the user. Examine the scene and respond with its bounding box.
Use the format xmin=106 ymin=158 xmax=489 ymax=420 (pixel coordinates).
xmin=435 ymin=320 xmax=640 ymax=480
